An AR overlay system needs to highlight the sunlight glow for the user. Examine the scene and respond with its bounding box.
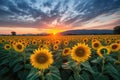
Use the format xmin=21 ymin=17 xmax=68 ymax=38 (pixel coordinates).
xmin=47 ymin=29 xmax=63 ymax=35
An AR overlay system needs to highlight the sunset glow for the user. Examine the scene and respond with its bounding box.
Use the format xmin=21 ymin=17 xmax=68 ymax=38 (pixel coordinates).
xmin=0 ymin=0 xmax=119 ymax=34
xmin=47 ymin=29 xmax=64 ymax=35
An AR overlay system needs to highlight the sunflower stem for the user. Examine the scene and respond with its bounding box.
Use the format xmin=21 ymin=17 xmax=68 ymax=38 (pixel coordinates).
xmin=118 ymin=51 xmax=120 ymax=61
xmin=75 ymin=62 xmax=80 ymax=80
xmin=22 ymin=51 xmax=26 ymax=70
xmin=41 ymin=70 xmax=45 ymax=80
xmin=101 ymin=57 xmax=105 ymax=74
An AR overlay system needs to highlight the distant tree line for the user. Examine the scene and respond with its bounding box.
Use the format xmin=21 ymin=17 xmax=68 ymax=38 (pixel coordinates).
xmin=114 ymin=25 xmax=120 ymax=34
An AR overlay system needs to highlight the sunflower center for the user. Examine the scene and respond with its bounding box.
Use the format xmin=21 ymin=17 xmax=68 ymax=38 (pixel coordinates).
xmin=94 ymin=43 xmax=99 ymax=47
xmin=75 ymin=47 xmax=85 ymax=57
xmin=17 ymin=44 xmax=22 ymax=49
xmin=112 ymin=45 xmax=118 ymax=49
xmin=100 ymin=48 xmax=108 ymax=54
xmin=36 ymin=53 xmax=48 ymax=64
xmin=2 ymin=40 xmax=5 ymax=42
xmin=41 ymin=45 xmax=43 ymax=48
xmin=56 ymin=41 xmax=58 ymax=44
xmin=84 ymin=39 xmax=87 ymax=42
xmin=117 ymin=41 xmax=120 ymax=44
xmin=64 ymin=49 xmax=69 ymax=54
xmin=6 ymin=46 xmax=10 ymax=48
xmin=65 ymin=42 xmax=67 ymax=44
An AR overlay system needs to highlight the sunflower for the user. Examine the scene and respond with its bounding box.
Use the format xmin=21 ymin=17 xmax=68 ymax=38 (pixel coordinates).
xmin=0 ymin=39 xmax=5 ymax=43
xmin=54 ymin=40 xmax=60 ymax=45
xmin=92 ymin=39 xmax=97 ymax=42
xmin=110 ymin=43 xmax=120 ymax=52
xmin=83 ymin=38 xmax=88 ymax=43
xmin=32 ymin=40 xmax=37 ymax=45
xmin=13 ymin=42 xmax=25 ymax=52
xmin=105 ymin=39 xmax=111 ymax=45
xmin=71 ymin=43 xmax=91 ymax=62
xmin=53 ymin=44 xmax=59 ymax=50
xmin=97 ymin=46 xmax=111 ymax=57
xmin=115 ymin=39 xmax=120 ymax=44
xmin=46 ymin=41 xmax=50 ymax=46
xmin=4 ymin=44 xmax=11 ymax=50
xmin=30 ymin=48 xmax=53 ymax=70
xmin=39 ymin=44 xmax=48 ymax=49
xmin=64 ymin=41 xmax=69 ymax=46
xmin=92 ymin=41 xmax=102 ymax=50
xmin=62 ymin=48 xmax=71 ymax=57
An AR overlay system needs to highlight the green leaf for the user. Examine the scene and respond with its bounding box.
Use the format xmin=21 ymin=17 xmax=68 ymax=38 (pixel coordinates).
xmin=93 ymin=73 xmax=109 ymax=80
xmin=0 ymin=59 xmax=9 ymax=66
xmin=73 ymin=73 xmax=84 ymax=80
xmin=25 ymin=64 xmax=32 ymax=69
xmin=104 ymin=63 xmax=120 ymax=80
xmin=0 ymin=53 xmax=9 ymax=61
xmin=27 ymin=68 xmax=39 ymax=80
xmin=106 ymin=56 xmax=117 ymax=62
xmin=59 ymin=68 xmax=72 ymax=80
xmin=13 ymin=63 xmax=23 ymax=72
xmin=18 ymin=70 xmax=29 ymax=80
xmin=45 ymin=73 xmax=53 ymax=80
xmin=46 ymin=66 xmax=61 ymax=80
xmin=81 ymin=61 xmax=95 ymax=73
xmin=91 ymin=57 xmax=102 ymax=64
xmin=9 ymin=57 xmax=23 ymax=67
xmin=80 ymin=71 xmax=90 ymax=80
xmin=53 ymin=54 xmax=62 ymax=68
xmin=0 ymin=67 xmax=9 ymax=76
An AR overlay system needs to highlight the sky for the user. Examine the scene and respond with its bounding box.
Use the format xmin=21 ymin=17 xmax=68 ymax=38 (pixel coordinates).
xmin=0 ymin=0 xmax=120 ymax=34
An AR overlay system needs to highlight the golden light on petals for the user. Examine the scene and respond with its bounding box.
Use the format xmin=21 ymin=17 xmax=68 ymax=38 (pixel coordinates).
xmin=30 ymin=49 xmax=53 ymax=70
xmin=13 ymin=42 xmax=25 ymax=52
xmin=62 ymin=48 xmax=71 ymax=57
xmin=110 ymin=43 xmax=120 ymax=52
xmin=92 ymin=41 xmax=102 ymax=50
xmin=97 ymin=46 xmax=111 ymax=57
xmin=71 ymin=43 xmax=91 ymax=63
xmin=4 ymin=44 xmax=11 ymax=50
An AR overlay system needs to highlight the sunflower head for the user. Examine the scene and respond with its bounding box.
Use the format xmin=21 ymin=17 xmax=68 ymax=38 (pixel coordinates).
xmin=71 ymin=43 xmax=91 ymax=63
xmin=4 ymin=44 xmax=11 ymax=50
xmin=53 ymin=44 xmax=59 ymax=50
xmin=46 ymin=41 xmax=50 ymax=46
xmin=97 ymin=46 xmax=111 ymax=57
xmin=62 ymin=48 xmax=71 ymax=57
xmin=92 ymin=41 xmax=102 ymax=50
xmin=115 ymin=40 xmax=120 ymax=44
xmin=83 ymin=38 xmax=88 ymax=43
xmin=110 ymin=43 xmax=120 ymax=52
xmin=30 ymin=48 xmax=53 ymax=70
xmin=106 ymin=40 xmax=111 ymax=45
xmin=13 ymin=42 xmax=25 ymax=52
xmin=64 ymin=41 xmax=69 ymax=46
xmin=32 ymin=40 xmax=37 ymax=45
xmin=39 ymin=44 xmax=48 ymax=49
xmin=54 ymin=40 xmax=60 ymax=45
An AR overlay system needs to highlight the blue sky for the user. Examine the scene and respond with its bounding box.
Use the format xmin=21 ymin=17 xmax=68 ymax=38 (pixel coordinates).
xmin=0 ymin=0 xmax=120 ymax=34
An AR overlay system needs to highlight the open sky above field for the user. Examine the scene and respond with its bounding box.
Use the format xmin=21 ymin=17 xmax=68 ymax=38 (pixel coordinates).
xmin=0 ymin=0 xmax=120 ymax=34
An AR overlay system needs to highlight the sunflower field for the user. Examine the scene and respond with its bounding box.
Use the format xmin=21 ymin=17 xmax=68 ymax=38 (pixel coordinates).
xmin=0 ymin=35 xmax=120 ymax=80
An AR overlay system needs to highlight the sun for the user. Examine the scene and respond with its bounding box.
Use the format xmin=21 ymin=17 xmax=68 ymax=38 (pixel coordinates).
xmin=53 ymin=32 xmax=57 ymax=35
xmin=47 ymin=29 xmax=63 ymax=35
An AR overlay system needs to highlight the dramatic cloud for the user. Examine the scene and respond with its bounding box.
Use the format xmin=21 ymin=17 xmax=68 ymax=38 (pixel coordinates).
xmin=0 ymin=0 xmax=120 ymax=34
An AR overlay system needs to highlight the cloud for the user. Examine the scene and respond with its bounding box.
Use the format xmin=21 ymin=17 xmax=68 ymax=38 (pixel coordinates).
xmin=0 ymin=0 xmax=120 ymax=30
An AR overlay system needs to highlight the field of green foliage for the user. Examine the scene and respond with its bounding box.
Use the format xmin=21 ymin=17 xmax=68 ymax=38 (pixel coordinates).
xmin=0 ymin=35 xmax=120 ymax=80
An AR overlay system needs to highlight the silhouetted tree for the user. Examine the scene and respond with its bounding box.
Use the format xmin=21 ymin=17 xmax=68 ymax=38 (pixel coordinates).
xmin=11 ymin=31 xmax=16 ymax=36
xmin=113 ymin=25 xmax=120 ymax=34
